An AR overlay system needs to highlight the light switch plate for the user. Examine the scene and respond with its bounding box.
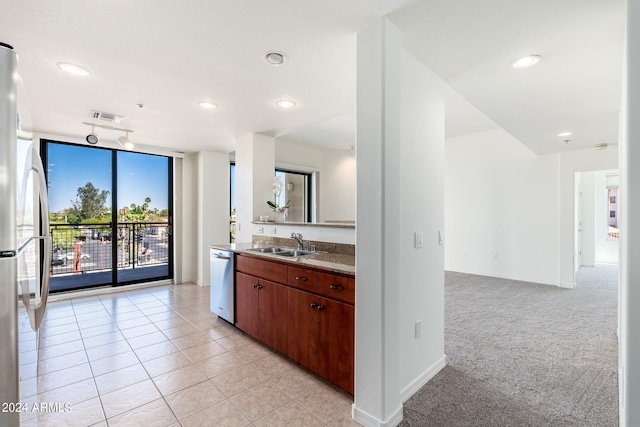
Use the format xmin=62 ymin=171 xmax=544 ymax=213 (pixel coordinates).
xmin=414 ymin=231 xmax=423 ymax=248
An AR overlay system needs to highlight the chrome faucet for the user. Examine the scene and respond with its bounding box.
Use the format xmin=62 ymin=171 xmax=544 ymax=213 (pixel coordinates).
xmin=291 ymin=232 xmax=304 ymax=250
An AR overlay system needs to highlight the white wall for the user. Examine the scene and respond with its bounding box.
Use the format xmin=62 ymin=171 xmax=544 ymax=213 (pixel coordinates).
xmin=355 ymin=17 xmax=403 ymax=425
xmin=445 ymin=128 xmax=619 ymax=287
xmin=445 ymin=128 xmax=561 ymax=285
xmin=195 ymin=151 xmax=230 ymax=286
xmin=620 ymin=2 xmax=640 ymax=424
xmin=179 ymin=154 xmax=197 ymax=284
xmin=321 ymin=150 xmax=356 ymax=222
xmin=398 ymin=50 xmax=446 ymax=402
xmin=354 ymin=17 xmax=445 ymax=426
xmin=235 ymin=133 xmax=275 ymax=242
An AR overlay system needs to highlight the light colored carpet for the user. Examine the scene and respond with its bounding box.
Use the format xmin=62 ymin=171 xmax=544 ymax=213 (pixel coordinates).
xmin=401 ymin=265 xmax=619 ymax=426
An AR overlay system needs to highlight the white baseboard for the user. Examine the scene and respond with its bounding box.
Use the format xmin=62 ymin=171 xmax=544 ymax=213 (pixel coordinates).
xmin=558 ymin=282 xmax=575 ymax=289
xmin=352 ymin=404 xmax=403 ymax=427
xmin=400 ymin=355 xmax=447 ymax=403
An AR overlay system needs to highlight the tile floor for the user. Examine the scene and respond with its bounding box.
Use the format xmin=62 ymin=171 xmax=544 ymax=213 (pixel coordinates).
xmin=17 ymin=283 xmax=358 ymax=426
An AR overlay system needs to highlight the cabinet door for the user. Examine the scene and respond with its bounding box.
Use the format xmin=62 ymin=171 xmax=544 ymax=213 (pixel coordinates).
xmin=258 ymin=279 xmax=288 ymax=354
xmin=235 ymin=272 xmax=259 ymax=338
xmin=287 ymin=288 xmax=319 ymax=372
xmin=317 ymin=297 xmax=354 ymax=394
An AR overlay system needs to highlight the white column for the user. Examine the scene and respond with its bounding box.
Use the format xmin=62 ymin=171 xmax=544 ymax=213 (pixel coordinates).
xmin=235 ymin=133 xmax=275 ymax=243
xmin=196 ymin=151 xmax=230 ymax=286
xmin=620 ymin=1 xmax=640 ymax=425
xmin=354 ymin=17 xmax=403 ymax=426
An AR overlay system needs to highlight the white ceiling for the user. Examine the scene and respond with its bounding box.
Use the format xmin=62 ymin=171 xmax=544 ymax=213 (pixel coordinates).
xmin=1 ymin=0 xmax=625 ymax=156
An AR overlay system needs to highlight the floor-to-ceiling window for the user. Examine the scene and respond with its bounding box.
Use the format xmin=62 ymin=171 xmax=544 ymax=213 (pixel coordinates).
xmin=42 ymin=140 xmax=173 ymax=292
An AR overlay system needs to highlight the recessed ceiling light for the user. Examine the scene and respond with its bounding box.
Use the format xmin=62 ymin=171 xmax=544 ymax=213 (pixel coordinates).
xmin=275 ymin=99 xmax=296 ymax=109
xmin=198 ymin=101 xmax=217 ymax=109
xmin=557 ymin=131 xmax=573 ymax=137
xmin=56 ymin=62 xmax=90 ymax=76
xmin=512 ymin=55 xmax=542 ymax=69
xmin=264 ymin=51 xmax=287 ymax=66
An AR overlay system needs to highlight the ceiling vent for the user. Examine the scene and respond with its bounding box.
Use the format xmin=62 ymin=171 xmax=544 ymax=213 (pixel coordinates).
xmin=90 ymin=110 xmax=124 ymax=123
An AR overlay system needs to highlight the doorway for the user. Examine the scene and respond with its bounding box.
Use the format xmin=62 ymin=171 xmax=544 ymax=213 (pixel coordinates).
xmin=574 ymin=170 xmax=620 ymax=285
xmin=42 ymin=140 xmax=173 ymax=292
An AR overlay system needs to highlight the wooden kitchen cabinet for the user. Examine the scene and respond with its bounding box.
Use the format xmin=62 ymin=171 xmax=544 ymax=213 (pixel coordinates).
xmin=317 ymin=296 xmax=354 ymax=394
xmin=258 ymin=278 xmax=288 ymax=354
xmin=235 ymin=254 xmax=354 ymax=394
xmin=235 ymin=271 xmax=288 ymax=353
xmin=287 ymin=288 xmax=319 ymax=371
xmin=317 ymin=271 xmax=355 ymax=305
xmin=287 ymin=265 xmax=319 ymax=292
xmin=235 ymin=272 xmax=259 ymax=337
xmin=287 ymin=287 xmax=354 ymax=394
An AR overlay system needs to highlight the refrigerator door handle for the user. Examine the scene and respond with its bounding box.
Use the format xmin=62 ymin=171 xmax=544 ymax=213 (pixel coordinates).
xmin=21 ymin=147 xmax=51 ymax=332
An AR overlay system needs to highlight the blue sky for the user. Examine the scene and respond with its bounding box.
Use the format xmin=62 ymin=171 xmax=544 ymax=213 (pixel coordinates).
xmin=47 ymin=143 xmax=168 ymax=213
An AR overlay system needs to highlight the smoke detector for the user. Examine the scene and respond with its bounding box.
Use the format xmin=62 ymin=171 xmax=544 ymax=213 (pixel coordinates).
xmin=90 ymin=110 xmax=124 ymax=123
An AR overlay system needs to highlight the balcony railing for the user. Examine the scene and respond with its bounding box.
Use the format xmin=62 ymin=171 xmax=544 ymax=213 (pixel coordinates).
xmin=49 ymin=222 xmax=169 ymax=276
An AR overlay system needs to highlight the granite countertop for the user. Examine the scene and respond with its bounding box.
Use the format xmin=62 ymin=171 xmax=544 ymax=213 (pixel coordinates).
xmin=210 ymin=242 xmax=355 ymax=276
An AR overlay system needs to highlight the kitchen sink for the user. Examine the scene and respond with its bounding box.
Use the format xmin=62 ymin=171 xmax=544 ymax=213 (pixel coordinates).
xmin=273 ymin=250 xmax=317 ymax=257
xmin=245 ymin=247 xmax=286 ymax=253
xmin=245 ymin=247 xmax=323 ymax=257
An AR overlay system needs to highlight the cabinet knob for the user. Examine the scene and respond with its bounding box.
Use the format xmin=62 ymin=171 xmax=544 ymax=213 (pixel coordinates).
xmin=329 ymin=285 xmax=344 ymax=291
xmin=295 ymin=276 xmax=308 ymax=281
xmin=252 ymin=284 xmax=258 ymax=288
xmin=317 ymin=305 xmax=325 ymax=311
xmin=310 ymin=303 xmax=317 ymax=308
xmin=256 ymin=285 xmax=263 ymax=289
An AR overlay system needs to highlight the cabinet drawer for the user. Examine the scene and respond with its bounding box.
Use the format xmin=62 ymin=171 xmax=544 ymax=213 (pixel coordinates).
xmin=287 ymin=266 xmax=319 ymax=292
xmin=236 ymin=255 xmax=287 ymax=283
xmin=318 ymin=272 xmax=355 ymax=305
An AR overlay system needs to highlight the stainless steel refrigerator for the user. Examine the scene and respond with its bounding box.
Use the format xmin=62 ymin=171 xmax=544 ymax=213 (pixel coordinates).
xmin=0 ymin=43 xmax=52 ymax=427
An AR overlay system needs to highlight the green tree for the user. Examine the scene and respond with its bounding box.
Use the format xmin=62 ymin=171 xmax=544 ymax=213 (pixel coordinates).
xmin=70 ymin=182 xmax=110 ymax=221
xmin=123 ymin=197 xmax=152 ymax=222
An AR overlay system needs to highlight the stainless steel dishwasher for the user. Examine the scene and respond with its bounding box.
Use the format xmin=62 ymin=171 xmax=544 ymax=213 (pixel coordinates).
xmin=210 ymin=248 xmax=234 ymax=324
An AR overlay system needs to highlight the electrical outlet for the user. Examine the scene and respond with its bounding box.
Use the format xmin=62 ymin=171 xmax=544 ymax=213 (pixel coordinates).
xmin=258 ymin=227 xmax=264 ymax=234
xmin=415 ymin=320 xmax=421 ymax=338
xmin=270 ymin=227 xmax=277 ymax=234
